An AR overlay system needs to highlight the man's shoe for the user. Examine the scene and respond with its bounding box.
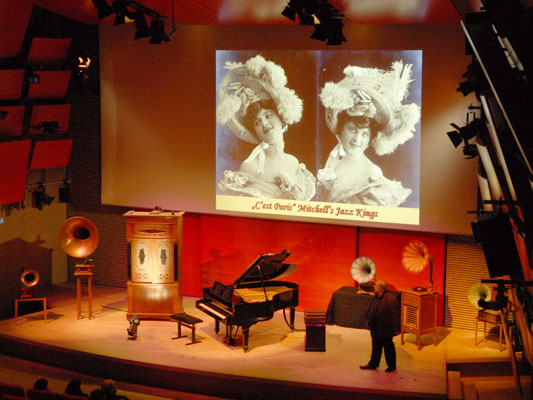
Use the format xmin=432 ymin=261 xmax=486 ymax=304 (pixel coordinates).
xmin=359 ymin=364 xmax=377 ymax=370
xmin=385 ymin=367 xmax=396 ymax=373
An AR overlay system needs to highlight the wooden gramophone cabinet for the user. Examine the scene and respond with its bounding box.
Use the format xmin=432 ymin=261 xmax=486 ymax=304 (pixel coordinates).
xmin=124 ymin=210 xmax=184 ymax=319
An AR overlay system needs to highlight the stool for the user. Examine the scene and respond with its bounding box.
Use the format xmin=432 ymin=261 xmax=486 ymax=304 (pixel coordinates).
xmin=475 ymin=309 xmax=504 ymax=351
xmin=74 ymin=264 xmax=93 ymax=320
xmin=14 ymin=297 xmax=47 ymax=324
xmin=170 ymin=313 xmax=203 ymax=345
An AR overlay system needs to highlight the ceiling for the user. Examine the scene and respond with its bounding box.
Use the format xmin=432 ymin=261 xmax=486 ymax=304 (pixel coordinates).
xmin=28 ymin=0 xmax=469 ymax=26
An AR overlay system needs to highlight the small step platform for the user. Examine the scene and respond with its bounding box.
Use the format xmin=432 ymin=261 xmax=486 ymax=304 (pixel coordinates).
xmin=170 ymin=313 xmax=203 ymax=345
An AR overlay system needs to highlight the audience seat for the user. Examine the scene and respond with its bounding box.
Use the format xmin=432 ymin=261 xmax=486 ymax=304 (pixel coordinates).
xmin=0 ymin=382 xmax=25 ymax=397
xmin=57 ymin=394 xmax=88 ymax=400
xmin=1 ymin=395 xmax=29 ymax=400
xmin=25 ymin=389 xmax=57 ymax=400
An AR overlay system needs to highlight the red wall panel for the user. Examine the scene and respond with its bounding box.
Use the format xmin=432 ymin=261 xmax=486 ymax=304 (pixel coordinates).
xmin=0 ymin=140 xmax=31 ymax=205
xmin=30 ymin=139 xmax=73 ymax=169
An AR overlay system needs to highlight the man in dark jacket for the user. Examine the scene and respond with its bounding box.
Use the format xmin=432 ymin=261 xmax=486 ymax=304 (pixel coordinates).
xmin=360 ymin=279 xmax=401 ymax=372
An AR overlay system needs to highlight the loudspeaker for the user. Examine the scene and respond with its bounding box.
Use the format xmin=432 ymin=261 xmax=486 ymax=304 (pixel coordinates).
xmin=304 ymin=310 xmax=326 ymax=352
xmin=59 ymin=184 xmax=70 ymax=203
xmin=471 ymin=213 xmax=523 ymax=280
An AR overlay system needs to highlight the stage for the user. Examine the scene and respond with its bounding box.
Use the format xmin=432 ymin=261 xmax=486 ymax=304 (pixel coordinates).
xmin=0 ymin=284 xmax=510 ymax=400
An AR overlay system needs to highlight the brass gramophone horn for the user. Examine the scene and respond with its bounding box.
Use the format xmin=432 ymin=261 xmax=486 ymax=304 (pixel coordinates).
xmin=58 ymin=216 xmax=99 ymax=259
xmin=21 ymin=268 xmax=40 ymax=288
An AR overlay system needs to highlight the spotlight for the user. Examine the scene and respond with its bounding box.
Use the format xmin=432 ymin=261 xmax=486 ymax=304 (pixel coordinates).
xmin=446 ymin=125 xmax=464 ymax=148
xmin=133 ymin=9 xmax=151 ymax=40
xmin=91 ymin=0 xmax=114 ymax=19
xmin=32 ymin=185 xmax=54 ymax=210
xmin=311 ymin=17 xmax=346 ymax=45
xmin=127 ymin=315 xmax=140 ymax=339
xmin=282 ymin=0 xmax=346 ymax=45
xmin=463 ymin=143 xmax=479 ymax=159
xmin=447 ymin=117 xmax=487 ymax=159
xmin=0 ymin=110 xmax=8 ymax=120
xmin=458 ymin=59 xmax=488 ymax=98
xmin=150 ymin=17 xmax=170 ymax=44
xmin=112 ymin=0 xmax=133 ymax=25
xmin=281 ymin=1 xmax=297 ymax=21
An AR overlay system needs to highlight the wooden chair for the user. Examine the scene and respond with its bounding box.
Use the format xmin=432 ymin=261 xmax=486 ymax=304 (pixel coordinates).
xmin=0 ymin=382 xmax=25 ymax=397
xmin=25 ymin=389 xmax=57 ymax=400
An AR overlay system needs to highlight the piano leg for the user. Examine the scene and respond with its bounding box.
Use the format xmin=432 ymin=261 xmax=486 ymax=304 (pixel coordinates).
xmin=290 ymin=307 xmax=296 ymax=330
xmin=215 ymin=320 xmax=220 ymax=334
xmin=243 ymin=327 xmax=250 ymax=352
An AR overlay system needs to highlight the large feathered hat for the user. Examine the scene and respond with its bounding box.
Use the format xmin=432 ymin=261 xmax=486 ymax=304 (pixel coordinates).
xmin=216 ymin=55 xmax=303 ymax=144
xmin=319 ymin=61 xmax=421 ymax=155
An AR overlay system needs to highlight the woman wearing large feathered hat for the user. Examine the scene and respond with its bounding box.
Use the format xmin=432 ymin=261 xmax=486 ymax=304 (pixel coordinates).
xmin=317 ymin=60 xmax=420 ymax=206
xmin=216 ymin=54 xmax=316 ymax=201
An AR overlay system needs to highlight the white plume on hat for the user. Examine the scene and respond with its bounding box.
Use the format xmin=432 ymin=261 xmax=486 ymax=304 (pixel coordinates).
xmin=216 ymin=55 xmax=303 ymax=144
xmin=319 ymin=60 xmax=421 ymax=155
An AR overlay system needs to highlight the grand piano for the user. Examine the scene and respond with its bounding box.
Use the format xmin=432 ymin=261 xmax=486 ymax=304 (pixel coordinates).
xmin=196 ymin=249 xmax=299 ymax=351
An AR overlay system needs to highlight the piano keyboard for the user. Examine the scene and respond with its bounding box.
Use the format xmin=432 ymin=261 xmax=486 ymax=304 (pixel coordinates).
xmin=197 ymin=301 xmax=228 ymax=320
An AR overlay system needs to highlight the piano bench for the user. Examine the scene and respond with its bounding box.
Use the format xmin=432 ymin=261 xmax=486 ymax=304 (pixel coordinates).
xmin=170 ymin=313 xmax=203 ymax=345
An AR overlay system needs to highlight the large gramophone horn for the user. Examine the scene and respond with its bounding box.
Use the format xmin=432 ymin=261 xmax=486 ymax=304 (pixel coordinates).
xmin=351 ymin=257 xmax=376 ymax=284
xmin=401 ymin=240 xmax=433 ymax=290
xmin=21 ymin=268 xmax=39 ymax=288
xmin=58 ymin=216 xmax=99 ymax=259
xmin=468 ymin=283 xmax=492 ymax=308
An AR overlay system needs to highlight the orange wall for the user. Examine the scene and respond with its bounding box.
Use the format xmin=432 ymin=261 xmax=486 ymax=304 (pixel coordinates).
xmin=182 ymin=214 xmax=445 ymax=324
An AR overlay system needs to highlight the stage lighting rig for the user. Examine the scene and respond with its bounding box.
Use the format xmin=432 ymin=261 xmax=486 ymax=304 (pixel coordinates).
xmin=32 ymin=184 xmax=54 ymax=211
xmin=133 ymin=8 xmax=151 ymax=40
xmin=91 ymin=0 xmax=114 ymax=19
xmin=457 ymin=59 xmax=488 ymax=98
xmin=89 ymin=0 xmax=175 ymax=44
xmin=447 ymin=112 xmax=488 ymax=159
xmin=112 ymin=0 xmax=134 ymax=25
xmin=150 ymin=17 xmax=170 ymax=44
xmin=282 ymin=0 xmax=347 ymax=45
xmin=31 ymin=121 xmax=59 ymax=134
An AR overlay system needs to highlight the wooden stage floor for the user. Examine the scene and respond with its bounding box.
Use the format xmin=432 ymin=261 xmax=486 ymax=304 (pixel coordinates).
xmin=0 ymin=285 xmax=509 ymax=400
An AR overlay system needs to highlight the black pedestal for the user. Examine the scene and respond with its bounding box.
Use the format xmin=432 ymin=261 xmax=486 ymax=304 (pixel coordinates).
xmin=305 ymin=310 xmax=326 ymax=352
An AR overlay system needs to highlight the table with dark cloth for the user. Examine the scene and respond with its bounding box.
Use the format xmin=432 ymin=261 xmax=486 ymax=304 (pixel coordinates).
xmin=326 ymin=286 xmax=374 ymax=329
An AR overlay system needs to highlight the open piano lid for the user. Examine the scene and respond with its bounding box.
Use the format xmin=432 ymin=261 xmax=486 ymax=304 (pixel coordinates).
xmin=233 ymin=249 xmax=298 ymax=286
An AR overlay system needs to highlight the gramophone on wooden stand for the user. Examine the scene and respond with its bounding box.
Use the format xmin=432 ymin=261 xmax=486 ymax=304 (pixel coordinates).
xmin=58 ymin=216 xmax=100 ymax=319
xmin=15 ymin=268 xmax=47 ymax=323
xmin=400 ymin=240 xmax=438 ymax=350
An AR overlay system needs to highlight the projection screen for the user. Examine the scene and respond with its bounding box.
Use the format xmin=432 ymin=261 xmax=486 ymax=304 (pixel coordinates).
xmin=215 ymin=50 xmax=421 ymax=225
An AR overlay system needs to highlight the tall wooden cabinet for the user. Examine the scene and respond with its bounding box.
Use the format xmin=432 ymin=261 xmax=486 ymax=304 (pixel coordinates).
xmin=400 ymin=289 xmax=438 ymax=350
xmin=124 ymin=210 xmax=184 ymax=319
